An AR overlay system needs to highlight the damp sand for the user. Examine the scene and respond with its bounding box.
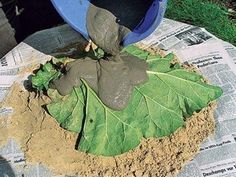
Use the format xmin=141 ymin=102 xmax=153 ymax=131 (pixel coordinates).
xmin=0 ymin=62 xmax=216 ymax=177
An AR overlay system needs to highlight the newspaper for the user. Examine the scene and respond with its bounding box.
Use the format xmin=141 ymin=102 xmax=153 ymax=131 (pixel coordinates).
xmin=174 ymin=42 xmax=236 ymax=177
xmin=222 ymin=42 xmax=236 ymax=65
xmin=141 ymin=18 xmax=217 ymax=51
xmin=1 ymin=18 xmax=236 ymax=177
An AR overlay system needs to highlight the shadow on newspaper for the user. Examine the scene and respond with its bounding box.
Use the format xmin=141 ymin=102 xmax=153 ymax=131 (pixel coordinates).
xmin=0 ymin=156 xmax=15 ymax=177
xmin=22 ymin=24 xmax=88 ymax=57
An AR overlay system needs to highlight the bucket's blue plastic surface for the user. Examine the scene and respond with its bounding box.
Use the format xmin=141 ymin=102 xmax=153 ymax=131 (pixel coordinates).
xmin=51 ymin=0 xmax=167 ymax=46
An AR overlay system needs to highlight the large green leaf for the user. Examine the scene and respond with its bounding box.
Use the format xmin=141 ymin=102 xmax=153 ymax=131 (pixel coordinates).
xmin=47 ymin=86 xmax=86 ymax=132
xmin=46 ymin=47 xmax=222 ymax=156
xmin=78 ymin=81 xmax=143 ymax=155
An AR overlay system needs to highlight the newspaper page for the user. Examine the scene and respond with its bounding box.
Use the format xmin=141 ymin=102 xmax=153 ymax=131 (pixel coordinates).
xmin=140 ymin=18 xmax=217 ymax=51
xmin=1 ymin=19 xmax=236 ymax=176
xmin=222 ymin=42 xmax=236 ymax=65
xmin=175 ymin=42 xmax=236 ymax=177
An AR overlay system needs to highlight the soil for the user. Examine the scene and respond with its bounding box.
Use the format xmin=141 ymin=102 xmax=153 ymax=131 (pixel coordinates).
xmin=0 ymin=117 xmax=8 ymax=147
xmin=0 ymin=51 xmax=217 ymax=177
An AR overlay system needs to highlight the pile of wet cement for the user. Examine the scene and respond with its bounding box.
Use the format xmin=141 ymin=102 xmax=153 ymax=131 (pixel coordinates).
xmin=87 ymin=0 xmax=153 ymax=55
xmin=52 ymin=53 xmax=148 ymax=111
xmin=51 ymin=1 xmax=154 ymax=111
xmin=0 ymin=53 xmax=216 ymax=177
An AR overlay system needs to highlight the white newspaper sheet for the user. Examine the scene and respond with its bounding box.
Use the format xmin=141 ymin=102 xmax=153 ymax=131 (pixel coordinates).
xmin=175 ymin=42 xmax=236 ymax=177
xmin=141 ymin=18 xmax=217 ymax=51
xmin=0 ymin=19 xmax=236 ymax=177
xmin=222 ymin=42 xmax=236 ymax=65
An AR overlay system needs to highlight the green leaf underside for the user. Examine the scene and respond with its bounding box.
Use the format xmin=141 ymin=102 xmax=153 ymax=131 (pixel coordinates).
xmin=46 ymin=45 xmax=222 ymax=156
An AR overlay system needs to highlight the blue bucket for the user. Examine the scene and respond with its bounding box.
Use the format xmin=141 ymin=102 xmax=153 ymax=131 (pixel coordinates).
xmin=51 ymin=0 xmax=167 ymax=46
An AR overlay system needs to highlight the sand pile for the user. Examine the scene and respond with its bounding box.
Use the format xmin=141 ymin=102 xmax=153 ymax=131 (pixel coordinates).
xmin=0 ymin=79 xmax=216 ymax=177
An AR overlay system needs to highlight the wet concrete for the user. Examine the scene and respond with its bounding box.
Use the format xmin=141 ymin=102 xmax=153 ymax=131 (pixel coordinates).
xmin=53 ymin=0 xmax=152 ymax=110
